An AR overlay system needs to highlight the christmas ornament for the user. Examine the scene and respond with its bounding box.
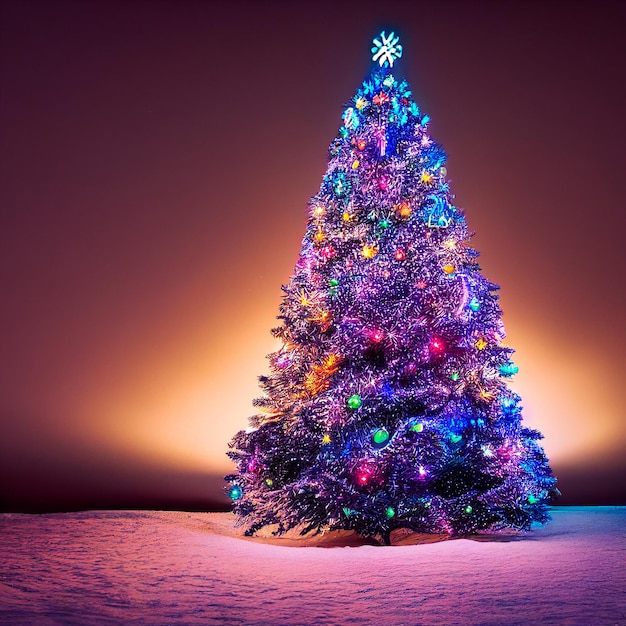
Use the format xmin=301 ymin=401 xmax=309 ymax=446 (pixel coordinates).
xmin=347 ymin=394 xmax=362 ymax=409
xmin=394 ymin=249 xmax=406 ymax=261
xmin=372 ymin=428 xmax=390 ymax=446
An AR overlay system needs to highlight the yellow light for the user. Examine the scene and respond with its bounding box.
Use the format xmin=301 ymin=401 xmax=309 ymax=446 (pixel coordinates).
xmin=421 ymin=171 xmax=434 ymax=184
xmin=443 ymin=264 xmax=455 ymax=274
xmin=314 ymin=230 xmax=326 ymax=243
xmin=342 ymin=212 xmax=353 ymax=222
xmin=352 ymin=159 xmax=360 ymax=169
xmin=322 ymin=434 xmax=332 ymax=444
xmin=361 ymin=244 xmax=379 ymax=259
xmin=355 ymin=97 xmax=367 ymax=110
xmin=299 ymin=290 xmax=312 ymax=307
xmin=475 ymin=337 xmax=488 ymax=350
xmin=313 ymin=205 xmax=325 ymax=217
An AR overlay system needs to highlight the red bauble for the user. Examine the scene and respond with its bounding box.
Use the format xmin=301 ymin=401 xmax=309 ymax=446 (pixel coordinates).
xmin=394 ymin=249 xmax=406 ymax=261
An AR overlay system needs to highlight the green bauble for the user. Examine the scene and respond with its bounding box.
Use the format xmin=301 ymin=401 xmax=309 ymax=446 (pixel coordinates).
xmin=347 ymin=394 xmax=362 ymax=409
xmin=372 ymin=428 xmax=389 ymax=445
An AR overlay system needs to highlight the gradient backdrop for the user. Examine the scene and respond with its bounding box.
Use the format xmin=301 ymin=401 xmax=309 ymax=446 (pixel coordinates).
xmin=1 ymin=0 xmax=624 ymax=512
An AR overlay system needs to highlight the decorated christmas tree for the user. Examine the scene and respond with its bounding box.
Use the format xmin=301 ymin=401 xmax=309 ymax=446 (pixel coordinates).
xmin=226 ymin=32 xmax=557 ymax=544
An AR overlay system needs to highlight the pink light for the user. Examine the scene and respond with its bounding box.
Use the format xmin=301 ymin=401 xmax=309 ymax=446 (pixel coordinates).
xmin=320 ymin=245 xmax=336 ymax=260
xmin=367 ymin=329 xmax=385 ymax=343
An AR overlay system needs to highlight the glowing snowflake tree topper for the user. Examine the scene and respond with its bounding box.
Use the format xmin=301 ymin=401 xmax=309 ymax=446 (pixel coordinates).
xmin=371 ymin=31 xmax=403 ymax=68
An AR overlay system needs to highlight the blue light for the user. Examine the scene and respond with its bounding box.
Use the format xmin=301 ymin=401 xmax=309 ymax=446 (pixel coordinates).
xmin=469 ymin=297 xmax=481 ymax=312
xmin=229 ymin=485 xmax=242 ymax=500
xmin=371 ymin=31 xmax=403 ymax=68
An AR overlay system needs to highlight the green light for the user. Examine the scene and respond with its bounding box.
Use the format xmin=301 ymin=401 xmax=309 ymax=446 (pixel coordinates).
xmin=410 ymin=422 xmax=424 ymax=432
xmin=372 ymin=428 xmax=390 ymax=445
xmin=386 ymin=507 xmax=395 ymax=518
xmin=343 ymin=507 xmax=353 ymax=516
xmin=265 ymin=478 xmax=273 ymax=487
xmin=450 ymin=372 xmax=460 ymax=381
xmin=329 ymin=278 xmax=339 ymax=287
xmin=347 ymin=394 xmax=362 ymax=409
xmin=378 ymin=219 xmax=391 ymax=230
xmin=464 ymin=505 xmax=473 ymax=514
xmin=450 ymin=434 xmax=462 ymax=444
xmin=469 ymin=297 xmax=480 ymax=312
xmin=528 ymin=494 xmax=538 ymax=504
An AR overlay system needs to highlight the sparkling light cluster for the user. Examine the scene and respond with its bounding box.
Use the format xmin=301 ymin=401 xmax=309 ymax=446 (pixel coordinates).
xmin=226 ymin=33 xmax=557 ymax=544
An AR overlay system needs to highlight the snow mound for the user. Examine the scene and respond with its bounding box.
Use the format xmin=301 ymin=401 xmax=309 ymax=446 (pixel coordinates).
xmin=1 ymin=507 xmax=624 ymax=625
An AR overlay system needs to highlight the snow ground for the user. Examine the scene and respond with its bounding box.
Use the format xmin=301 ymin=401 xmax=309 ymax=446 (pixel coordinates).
xmin=0 ymin=507 xmax=624 ymax=625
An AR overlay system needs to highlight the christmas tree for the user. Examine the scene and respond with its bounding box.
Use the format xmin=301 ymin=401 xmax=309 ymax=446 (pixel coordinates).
xmin=226 ymin=32 xmax=557 ymax=544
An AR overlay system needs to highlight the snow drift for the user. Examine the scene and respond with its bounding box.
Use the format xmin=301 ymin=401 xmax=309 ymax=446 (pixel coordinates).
xmin=1 ymin=506 xmax=624 ymax=625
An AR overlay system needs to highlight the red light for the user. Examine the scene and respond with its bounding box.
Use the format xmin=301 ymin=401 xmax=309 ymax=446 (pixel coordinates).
xmin=355 ymin=463 xmax=376 ymax=486
xmin=430 ymin=337 xmax=445 ymax=353
xmin=394 ymin=249 xmax=406 ymax=261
